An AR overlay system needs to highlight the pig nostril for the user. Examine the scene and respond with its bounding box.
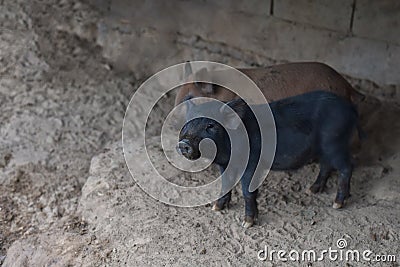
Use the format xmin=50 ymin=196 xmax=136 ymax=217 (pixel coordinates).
xmin=178 ymin=141 xmax=193 ymax=156
xmin=183 ymin=144 xmax=191 ymax=153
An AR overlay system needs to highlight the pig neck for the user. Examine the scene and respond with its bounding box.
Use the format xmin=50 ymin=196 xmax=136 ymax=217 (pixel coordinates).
xmin=216 ymin=108 xmax=261 ymax=170
xmin=241 ymin=108 xmax=262 ymax=167
xmin=213 ymin=136 xmax=231 ymax=167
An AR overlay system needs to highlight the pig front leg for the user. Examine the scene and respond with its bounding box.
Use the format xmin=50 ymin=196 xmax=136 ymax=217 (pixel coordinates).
xmin=212 ymin=192 xmax=232 ymax=211
xmin=241 ymin=170 xmax=258 ymax=228
xmin=212 ymin=166 xmax=232 ymax=211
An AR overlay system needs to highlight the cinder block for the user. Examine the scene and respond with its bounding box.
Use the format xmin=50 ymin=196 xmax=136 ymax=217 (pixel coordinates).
xmin=324 ymin=36 xmax=400 ymax=85
xmin=353 ymin=0 xmax=400 ymax=45
xmin=273 ymin=0 xmax=353 ymax=32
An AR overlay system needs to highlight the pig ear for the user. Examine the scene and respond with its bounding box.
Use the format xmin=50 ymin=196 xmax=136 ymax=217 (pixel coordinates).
xmin=184 ymin=61 xmax=193 ymax=78
xmin=220 ymin=99 xmax=247 ymax=130
xmin=194 ymin=68 xmax=215 ymax=94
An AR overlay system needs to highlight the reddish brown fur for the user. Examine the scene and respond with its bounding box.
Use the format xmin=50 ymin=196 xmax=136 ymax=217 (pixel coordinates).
xmin=175 ymin=62 xmax=364 ymax=106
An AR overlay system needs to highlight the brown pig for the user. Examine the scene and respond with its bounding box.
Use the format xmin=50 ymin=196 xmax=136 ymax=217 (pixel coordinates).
xmin=175 ymin=61 xmax=364 ymax=106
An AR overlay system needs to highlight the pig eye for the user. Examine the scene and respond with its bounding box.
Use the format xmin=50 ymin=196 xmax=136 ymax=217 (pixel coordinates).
xmin=206 ymin=123 xmax=214 ymax=129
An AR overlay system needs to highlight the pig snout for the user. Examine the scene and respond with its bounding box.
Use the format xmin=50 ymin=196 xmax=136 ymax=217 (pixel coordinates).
xmin=177 ymin=139 xmax=194 ymax=158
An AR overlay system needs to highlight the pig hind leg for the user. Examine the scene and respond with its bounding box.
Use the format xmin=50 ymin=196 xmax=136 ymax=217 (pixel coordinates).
xmin=309 ymin=162 xmax=332 ymax=193
xmin=318 ymin=107 xmax=355 ymax=208
xmin=332 ymin=158 xmax=352 ymax=209
xmin=321 ymin=145 xmax=352 ymax=209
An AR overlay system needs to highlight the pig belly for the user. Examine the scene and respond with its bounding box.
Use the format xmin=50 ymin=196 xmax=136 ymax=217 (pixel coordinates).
xmin=270 ymin=130 xmax=315 ymax=170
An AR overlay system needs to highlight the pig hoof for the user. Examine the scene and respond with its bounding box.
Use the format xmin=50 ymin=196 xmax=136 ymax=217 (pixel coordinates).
xmin=212 ymin=203 xmax=221 ymax=211
xmin=212 ymin=200 xmax=230 ymax=211
xmin=241 ymin=216 xmax=255 ymax=228
xmin=332 ymin=202 xmax=343 ymax=209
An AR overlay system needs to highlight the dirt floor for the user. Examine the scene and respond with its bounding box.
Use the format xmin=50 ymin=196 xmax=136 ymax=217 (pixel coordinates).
xmin=0 ymin=0 xmax=399 ymax=266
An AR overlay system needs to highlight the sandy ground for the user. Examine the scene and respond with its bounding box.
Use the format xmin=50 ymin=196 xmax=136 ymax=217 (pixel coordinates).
xmin=1 ymin=0 xmax=399 ymax=266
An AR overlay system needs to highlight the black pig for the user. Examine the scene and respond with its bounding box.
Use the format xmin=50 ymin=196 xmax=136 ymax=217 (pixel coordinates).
xmin=178 ymin=91 xmax=360 ymax=228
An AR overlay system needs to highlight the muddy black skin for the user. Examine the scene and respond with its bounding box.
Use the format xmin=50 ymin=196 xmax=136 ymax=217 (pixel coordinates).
xmin=178 ymin=91 xmax=360 ymax=227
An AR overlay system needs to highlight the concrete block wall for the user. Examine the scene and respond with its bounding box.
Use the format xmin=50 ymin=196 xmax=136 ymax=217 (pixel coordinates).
xmin=273 ymin=0 xmax=354 ymax=33
xmin=353 ymin=0 xmax=400 ymax=45
xmin=88 ymin=0 xmax=400 ymax=89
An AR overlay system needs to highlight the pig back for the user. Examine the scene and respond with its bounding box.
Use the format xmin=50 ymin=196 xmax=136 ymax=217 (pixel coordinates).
xmin=239 ymin=62 xmax=356 ymax=103
xmin=175 ymin=62 xmax=362 ymax=106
